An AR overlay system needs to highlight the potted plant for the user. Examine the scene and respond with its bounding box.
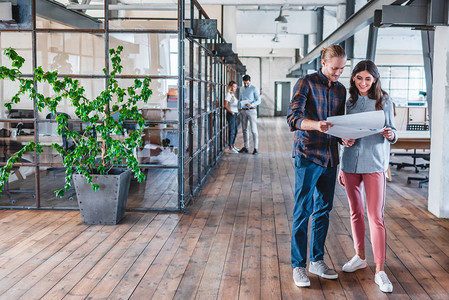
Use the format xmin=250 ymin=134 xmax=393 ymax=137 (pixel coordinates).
xmin=0 ymin=46 xmax=152 ymax=224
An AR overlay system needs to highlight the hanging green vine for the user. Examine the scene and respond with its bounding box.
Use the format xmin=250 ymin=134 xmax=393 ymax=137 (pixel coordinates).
xmin=0 ymin=46 xmax=152 ymax=197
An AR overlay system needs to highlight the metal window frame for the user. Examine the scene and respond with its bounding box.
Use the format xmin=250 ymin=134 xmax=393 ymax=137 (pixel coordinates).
xmin=377 ymin=65 xmax=426 ymax=104
xmin=0 ymin=0 xmax=242 ymax=212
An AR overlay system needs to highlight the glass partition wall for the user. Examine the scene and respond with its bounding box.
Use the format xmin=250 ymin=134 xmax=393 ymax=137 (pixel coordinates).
xmin=0 ymin=0 xmax=241 ymax=211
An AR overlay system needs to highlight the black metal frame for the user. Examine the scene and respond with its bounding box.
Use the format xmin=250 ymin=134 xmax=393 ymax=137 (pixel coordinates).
xmin=0 ymin=0 xmax=243 ymax=211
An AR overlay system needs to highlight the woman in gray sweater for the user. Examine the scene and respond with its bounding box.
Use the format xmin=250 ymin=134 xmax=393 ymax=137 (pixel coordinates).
xmin=338 ymin=60 xmax=397 ymax=293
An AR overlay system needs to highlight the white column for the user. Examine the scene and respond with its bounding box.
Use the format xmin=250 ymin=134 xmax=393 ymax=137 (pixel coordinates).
xmin=222 ymin=6 xmax=237 ymax=52
xmin=428 ymin=26 xmax=449 ymax=218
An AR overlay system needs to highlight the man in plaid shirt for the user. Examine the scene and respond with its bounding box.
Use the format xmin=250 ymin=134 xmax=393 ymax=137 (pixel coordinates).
xmin=287 ymin=45 xmax=347 ymax=287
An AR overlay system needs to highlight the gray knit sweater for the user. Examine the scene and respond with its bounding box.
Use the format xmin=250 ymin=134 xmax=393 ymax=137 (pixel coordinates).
xmin=341 ymin=95 xmax=397 ymax=174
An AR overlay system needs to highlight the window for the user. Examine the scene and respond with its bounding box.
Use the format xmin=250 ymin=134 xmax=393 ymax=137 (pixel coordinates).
xmin=377 ymin=66 xmax=426 ymax=107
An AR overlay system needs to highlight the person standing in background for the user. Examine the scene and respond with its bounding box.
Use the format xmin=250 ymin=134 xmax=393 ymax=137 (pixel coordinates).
xmin=224 ymin=81 xmax=239 ymax=153
xmin=239 ymin=75 xmax=261 ymax=155
xmin=286 ymin=45 xmax=347 ymax=287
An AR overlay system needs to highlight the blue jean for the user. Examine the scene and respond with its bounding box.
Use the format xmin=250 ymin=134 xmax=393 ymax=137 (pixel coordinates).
xmin=291 ymin=155 xmax=337 ymax=268
xmin=226 ymin=112 xmax=238 ymax=147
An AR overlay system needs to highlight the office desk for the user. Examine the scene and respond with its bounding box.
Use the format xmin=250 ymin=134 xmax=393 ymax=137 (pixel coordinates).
xmin=388 ymin=130 xmax=431 ymax=181
xmin=0 ymin=134 xmax=128 ymax=144
xmin=0 ymin=135 xmax=58 ymax=144
xmin=391 ymin=131 xmax=431 ymax=151
xmin=0 ymin=135 xmax=63 ymax=165
xmin=0 ymin=134 xmax=129 ymax=163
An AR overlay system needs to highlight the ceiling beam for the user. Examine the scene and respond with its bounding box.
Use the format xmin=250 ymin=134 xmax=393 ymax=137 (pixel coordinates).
xmin=195 ymin=0 xmax=343 ymax=5
xmin=374 ymin=0 xmax=449 ymax=28
xmin=289 ymin=0 xmax=408 ymax=72
xmin=145 ymin=0 xmax=343 ymax=5
xmin=66 ymin=4 xmax=177 ymax=10
xmin=374 ymin=5 xmax=428 ymax=27
xmin=67 ymin=2 xmax=343 ymax=10
xmin=37 ymin=0 xmax=102 ymax=29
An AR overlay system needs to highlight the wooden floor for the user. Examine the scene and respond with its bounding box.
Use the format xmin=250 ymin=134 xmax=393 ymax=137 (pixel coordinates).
xmin=0 ymin=117 xmax=448 ymax=299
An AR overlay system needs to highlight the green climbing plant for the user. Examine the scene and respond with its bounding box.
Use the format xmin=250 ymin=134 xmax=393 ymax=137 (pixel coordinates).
xmin=0 ymin=46 xmax=152 ymax=197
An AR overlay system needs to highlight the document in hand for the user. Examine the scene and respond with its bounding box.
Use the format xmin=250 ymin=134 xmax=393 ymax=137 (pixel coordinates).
xmin=325 ymin=110 xmax=385 ymax=139
xmin=240 ymin=100 xmax=251 ymax=107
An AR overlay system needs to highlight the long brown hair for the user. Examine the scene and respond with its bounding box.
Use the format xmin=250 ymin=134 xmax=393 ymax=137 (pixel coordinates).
xmin=349 ymin=60 xmax=387 ymax=110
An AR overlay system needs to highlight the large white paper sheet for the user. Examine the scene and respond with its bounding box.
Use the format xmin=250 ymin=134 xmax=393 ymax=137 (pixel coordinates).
xmin=325 ymin=110 xmax=385 ymax=139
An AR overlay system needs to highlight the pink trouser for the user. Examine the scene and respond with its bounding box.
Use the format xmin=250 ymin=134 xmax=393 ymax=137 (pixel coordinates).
xmin=342 ymin=171 xmax=386 ymax=264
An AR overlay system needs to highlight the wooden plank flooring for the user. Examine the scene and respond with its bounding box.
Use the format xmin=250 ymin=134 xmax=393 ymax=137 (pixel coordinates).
xmin=0 ymin=117 xmax=447 ymax=299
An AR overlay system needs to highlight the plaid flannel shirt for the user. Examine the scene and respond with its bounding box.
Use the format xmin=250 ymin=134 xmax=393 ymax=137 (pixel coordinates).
xmin=287 ymin=69 xmax=346 ymax=167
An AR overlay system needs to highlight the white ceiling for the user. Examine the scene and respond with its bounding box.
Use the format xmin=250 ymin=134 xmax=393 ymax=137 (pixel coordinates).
xmin=199 ymin=1 xmax=345 ymax=56
xmin=237 ymin=10 xmax=316 ymax=35
xmin=218 ymin=1 xmax=421 ymax=59
xmin=232 ymin=4 xmax=341 ymax=56
xmin=58 ymin=0 xmax=422 ymax=58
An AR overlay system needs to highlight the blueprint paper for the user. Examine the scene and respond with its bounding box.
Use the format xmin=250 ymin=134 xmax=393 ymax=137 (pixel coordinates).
xmin=325 ymin=110 xmax=385 ymax=139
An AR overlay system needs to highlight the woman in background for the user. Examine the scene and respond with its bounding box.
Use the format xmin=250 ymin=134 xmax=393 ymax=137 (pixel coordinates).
xmin=339 ymin=60 xmax=397 ymax=293
xmin=224 ymin=81 xmax=239 ymax=153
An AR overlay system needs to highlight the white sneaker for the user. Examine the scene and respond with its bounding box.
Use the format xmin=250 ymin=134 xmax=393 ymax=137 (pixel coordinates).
xmin=375 ymin=271 xmax=393 ymax=293
xmin=309 ymin=260 xmax=338 ymax=279
xmin=228 ymin=148 xmax=238 ymax=153
xmin=342 ymin=255 xmax=367 ymax=272
xmin=293 ymin=267 xmax=310 ymax=287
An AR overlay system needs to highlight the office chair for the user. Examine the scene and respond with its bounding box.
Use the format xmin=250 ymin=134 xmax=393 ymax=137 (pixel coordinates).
xmin=0 ymin=139 xmax=35 ymax=205
xmin=407 ymin=153 xmax=430 ymax=188
xmin=8 ymin=109 xmax=34 ymax=136
xmin=0 ymin=110 xmax=36 ymax=204
xmin=390 ymin=124 xmax=430 ymax=173
xmin=110 ymin=110 xmax=139 ymax=134
xmin=45 ymin=112 xmax=76 ymax=201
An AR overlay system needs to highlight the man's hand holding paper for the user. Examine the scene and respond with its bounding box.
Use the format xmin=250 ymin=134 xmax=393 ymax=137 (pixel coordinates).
xmin=240 ymin=100 xmax=252 ymax=108
xmin=316 ymin=120 xmax=333 ymax=132
xmin=324 ymin=110 xmax=385 ymax=140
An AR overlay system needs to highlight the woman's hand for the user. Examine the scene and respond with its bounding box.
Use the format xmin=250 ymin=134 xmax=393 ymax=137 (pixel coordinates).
xmin=342 ymin=138 xmax=355 ymax=147
xmin=338 ymin=169 xmax=345 ymax=187
xmin=381 ymin=127 xmax=395 ymax=141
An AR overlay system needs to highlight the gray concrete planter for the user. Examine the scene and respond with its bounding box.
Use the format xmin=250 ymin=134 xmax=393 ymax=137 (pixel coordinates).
xmin=73 ymin=168 xmax=132 ymax=225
